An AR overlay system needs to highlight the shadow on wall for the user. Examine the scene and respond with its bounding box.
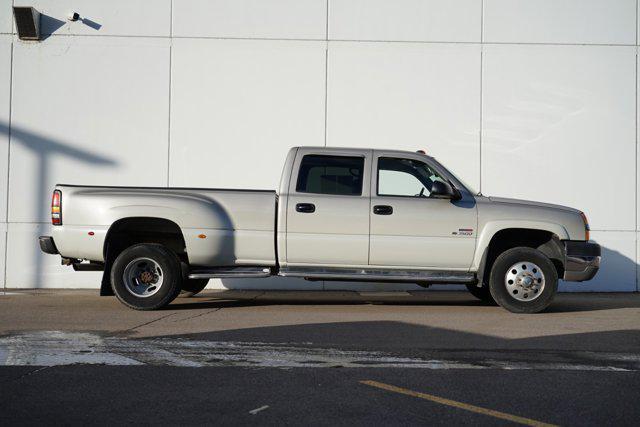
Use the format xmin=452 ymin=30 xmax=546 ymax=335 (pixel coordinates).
xmin=39 ymin=13 xmax=103 ymax=41
xmin=39 ymin=14 xmax=65 ymax=41
xmin=560 ymin=244 xmax=637 ymax=292
xmin=0 ymin=121 xmax=117 ymax=288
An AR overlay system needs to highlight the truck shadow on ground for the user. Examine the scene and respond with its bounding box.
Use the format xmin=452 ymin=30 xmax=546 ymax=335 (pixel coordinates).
xmin=165 ymin=290 xmax=640 ymax=314
xmin=155 ymin=320 xmax=640 ymax=356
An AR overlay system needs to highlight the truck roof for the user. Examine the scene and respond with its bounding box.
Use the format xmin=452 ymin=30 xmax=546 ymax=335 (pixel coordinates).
xmin=293 ymin=146 xmax=434 ymax=159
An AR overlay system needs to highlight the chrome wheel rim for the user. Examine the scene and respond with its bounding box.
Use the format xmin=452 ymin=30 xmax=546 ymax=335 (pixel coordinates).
xmin=504 ymin=261 xmax=545 ymax=302
xmin=123 ymin=257 xmax=164 ymax=298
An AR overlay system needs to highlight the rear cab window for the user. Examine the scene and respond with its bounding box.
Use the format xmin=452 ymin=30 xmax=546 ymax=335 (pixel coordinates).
xmin=296 ymin=155 xmax=365 ymax=196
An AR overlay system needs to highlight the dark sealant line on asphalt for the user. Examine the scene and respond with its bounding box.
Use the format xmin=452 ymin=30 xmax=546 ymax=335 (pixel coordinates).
xmin=117 ymin=312 xmax=177 ymax=336
xmin=4 ymin=366 xmax=53 ymax=384
xmin=174 ymin=307 xmax=223 ymax=322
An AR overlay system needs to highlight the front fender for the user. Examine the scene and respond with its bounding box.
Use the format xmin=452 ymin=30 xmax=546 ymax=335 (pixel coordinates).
xmin=471 ymin=220 xmax=569 ymax=270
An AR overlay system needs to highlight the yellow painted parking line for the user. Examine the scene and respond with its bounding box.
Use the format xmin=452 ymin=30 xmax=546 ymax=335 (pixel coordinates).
xmin=360 ymin=380 xmax=558 ymax=427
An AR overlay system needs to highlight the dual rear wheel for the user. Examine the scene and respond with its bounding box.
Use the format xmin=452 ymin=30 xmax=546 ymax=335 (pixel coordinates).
xmin=111 ymin=243 xmax=208 ymax=310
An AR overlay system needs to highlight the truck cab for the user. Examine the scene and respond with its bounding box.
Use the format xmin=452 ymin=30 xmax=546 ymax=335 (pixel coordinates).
xmin=279 ymin=147 xmax=477 ymax=271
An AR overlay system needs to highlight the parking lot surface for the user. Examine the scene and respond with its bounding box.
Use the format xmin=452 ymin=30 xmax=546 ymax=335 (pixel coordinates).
xmin=1 ymin=290 xmax=639 ymax=425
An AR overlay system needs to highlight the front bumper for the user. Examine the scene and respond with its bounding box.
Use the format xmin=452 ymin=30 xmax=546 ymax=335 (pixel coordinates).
xmin=38 ymin=235 xmax=59 ymax=255
xmin=563 ymin=241 xmax=601 ymax=282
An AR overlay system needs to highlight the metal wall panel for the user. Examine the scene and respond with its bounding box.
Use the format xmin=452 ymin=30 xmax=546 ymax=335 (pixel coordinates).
xmin=9 ymin=37 xmax=170 ymax=223
xmin=327 ymin=42 xmax=481 ymax=191
xmin=169 ymin=39 xmax=325 ymax=190
xmin=484 ymin=0 xmax=636 ymax=45
xmin=173 ymin=0 xmax=326 ymax=39
xmin=482 ymin=44 xmax=636 ymax=232
xmin=329 ymin=0 xmax=481 ymax=42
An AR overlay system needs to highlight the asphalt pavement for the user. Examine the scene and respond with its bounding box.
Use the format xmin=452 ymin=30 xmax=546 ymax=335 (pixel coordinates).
xmin=1 ymin=290 xmax=639 ymax=425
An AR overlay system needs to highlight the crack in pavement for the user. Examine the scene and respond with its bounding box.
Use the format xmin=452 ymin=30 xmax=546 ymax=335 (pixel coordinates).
xmin=117 ymin=313 xmax=177 ymax=336
xmin=174 ymin=307 xmax=223 ymax=322
xmin=3 ymin=366 xmax=53 ymax=384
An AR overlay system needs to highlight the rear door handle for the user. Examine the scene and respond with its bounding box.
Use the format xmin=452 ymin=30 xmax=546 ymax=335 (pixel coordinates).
xmin=373 ymin=205 xmax=393 ymax=215
xmin=296 ymin=203 xmax=316 ymax=213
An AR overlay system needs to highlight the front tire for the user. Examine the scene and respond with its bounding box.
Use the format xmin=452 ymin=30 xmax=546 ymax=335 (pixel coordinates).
xmin=111 ymin=243 xmax=182 ymax=310
xmin=489 ymin=247 xmax=558 ymax=314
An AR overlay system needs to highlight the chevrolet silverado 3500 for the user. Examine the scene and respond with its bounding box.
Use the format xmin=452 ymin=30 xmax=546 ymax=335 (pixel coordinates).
xmin=39 ymin=147 xmax=600 ymax=313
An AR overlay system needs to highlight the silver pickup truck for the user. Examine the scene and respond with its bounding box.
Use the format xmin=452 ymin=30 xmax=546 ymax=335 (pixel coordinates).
xmin=39 ymin=147 xmax=600 ymax=313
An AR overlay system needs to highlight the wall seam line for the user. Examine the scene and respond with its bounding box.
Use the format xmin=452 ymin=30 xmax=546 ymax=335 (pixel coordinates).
xmin=323 ymin=46 xmax=328 ymax=149
xmin=324 ymin=0 xmax=329 ymax=150
xmin=4 ymin=39 xmax=14 ymax=290
xmin=21 ymin=33 xmax=638 ymax=47
xmin=479 ymin=0 xmax=484 ymax=194
xmin=325 ymin=0 xmax=329 ymax=41
xmin=322 ymin=0 xmax=328 ymax=292
xmin=166 ymin=0 xmax=173 ymax=187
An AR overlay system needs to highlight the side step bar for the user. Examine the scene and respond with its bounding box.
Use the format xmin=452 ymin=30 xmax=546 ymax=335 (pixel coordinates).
xmin=189 ymin=266 xmax=475 ymax=284
xmin=278 ymin=267 xmax=475 ymax=284
xmin=188 ymin=267 xmax=271 ymax=279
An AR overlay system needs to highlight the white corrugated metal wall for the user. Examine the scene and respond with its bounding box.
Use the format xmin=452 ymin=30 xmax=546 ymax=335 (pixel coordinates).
xmin=0 ymin=0 xmax=638 ymax=291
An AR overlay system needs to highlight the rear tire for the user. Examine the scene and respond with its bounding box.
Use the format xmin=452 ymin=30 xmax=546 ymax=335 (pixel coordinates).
xmin=489 ymin=247 xmax=558 ymax=314
xmin=179 ymin=279 xmax=209 ymax=297
xmin=111 ymin=243 xmax=182 ymax=310
xmin=465 ymin=283 xmax=497 ymax=305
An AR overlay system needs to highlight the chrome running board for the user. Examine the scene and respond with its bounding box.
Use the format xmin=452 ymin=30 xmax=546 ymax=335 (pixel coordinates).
xmin=278 ymin=267 xmax=475 ymax=284
xmin=188 ymin=267 xmax=271 ymax=279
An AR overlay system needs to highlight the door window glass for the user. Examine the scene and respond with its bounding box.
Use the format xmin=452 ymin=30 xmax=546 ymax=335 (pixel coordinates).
xmin=296 ymin=155 xmax=365 ymax=196
xmin=377 ymin=157 xmax=447 ymax=197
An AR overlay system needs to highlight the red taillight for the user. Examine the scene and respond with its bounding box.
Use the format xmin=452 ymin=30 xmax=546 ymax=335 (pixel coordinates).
xmin=51 ymin=190 xmax=62 ymax=225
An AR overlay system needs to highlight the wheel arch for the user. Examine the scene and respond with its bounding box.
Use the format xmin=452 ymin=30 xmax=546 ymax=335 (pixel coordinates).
xmin=100 ymin=217 xmax=187 ymax=296
xmin=475 ymin=225 xmax=566 ymax=286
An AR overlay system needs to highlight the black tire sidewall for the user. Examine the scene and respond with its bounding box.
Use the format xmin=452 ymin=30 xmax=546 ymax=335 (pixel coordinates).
xmin=111 ymin=244 xmax=182 ymax=310
xmin=465 ymin=283 xmax=497 ymax=305
xmin=489 ymin=247 xmax=558 ymax=314
xmin=179 ymin=279 xmax=209 ymax=297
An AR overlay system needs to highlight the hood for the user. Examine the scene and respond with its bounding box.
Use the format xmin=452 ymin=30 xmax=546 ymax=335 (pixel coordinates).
xmin=486 ymin=196 xmax=581 ymax=214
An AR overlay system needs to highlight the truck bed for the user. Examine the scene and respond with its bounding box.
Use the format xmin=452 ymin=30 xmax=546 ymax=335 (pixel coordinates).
xmin=52 ymin=185 xmax=277 ymax=267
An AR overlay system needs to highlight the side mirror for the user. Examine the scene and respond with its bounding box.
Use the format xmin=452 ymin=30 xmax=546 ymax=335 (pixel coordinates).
xmin=429 ymin=180 xmax=458 ymax=200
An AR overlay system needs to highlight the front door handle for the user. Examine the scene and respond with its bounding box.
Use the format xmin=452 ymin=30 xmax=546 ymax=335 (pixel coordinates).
xmin=296 ymin=203 xmax=316 ymax=213
xmin=373 ymin=205 xmax=393 ymax=215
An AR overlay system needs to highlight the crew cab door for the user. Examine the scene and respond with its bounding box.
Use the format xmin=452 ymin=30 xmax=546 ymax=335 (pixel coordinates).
xmin=369 ymin=151 xmax=477 ymax=269
xmin=286 ymin=148 xmax=372 ymax=267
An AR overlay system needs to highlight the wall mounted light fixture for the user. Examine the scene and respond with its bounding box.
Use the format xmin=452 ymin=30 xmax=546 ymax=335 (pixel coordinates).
xmin=13 ymin=6 xmax=41 ymax=41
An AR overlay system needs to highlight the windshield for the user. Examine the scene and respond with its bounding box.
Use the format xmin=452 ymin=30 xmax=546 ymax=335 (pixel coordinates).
xmin=429 ymin=158 xmax=478 ymax=195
